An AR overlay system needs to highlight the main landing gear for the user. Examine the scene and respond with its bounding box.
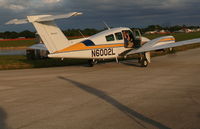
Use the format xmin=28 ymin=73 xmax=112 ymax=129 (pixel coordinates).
xmin=88 ymin=59 xmax=97 ymax=67
xmin=138 ymin=52 xmax=150 ymax=67
xmin=141 ymin=58 xmax=148 ymax=67
xmin=138 ymin=57 xmax=148 ymax=67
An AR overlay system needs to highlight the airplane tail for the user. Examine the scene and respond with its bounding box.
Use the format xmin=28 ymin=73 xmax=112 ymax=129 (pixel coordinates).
xmin=6 ymin=12 xmax=82 ymax=53
xmin=28 ymin=16 xmax=68 ymax=53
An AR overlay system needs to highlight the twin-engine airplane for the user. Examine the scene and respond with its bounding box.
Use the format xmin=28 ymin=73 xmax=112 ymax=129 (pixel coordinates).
xmin=6 ymin=12 xmax=200 ymax=67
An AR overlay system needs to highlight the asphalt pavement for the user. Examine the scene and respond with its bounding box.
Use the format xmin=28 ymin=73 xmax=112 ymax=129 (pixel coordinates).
xmin=0 ymin=48 xmax=200 ymax=129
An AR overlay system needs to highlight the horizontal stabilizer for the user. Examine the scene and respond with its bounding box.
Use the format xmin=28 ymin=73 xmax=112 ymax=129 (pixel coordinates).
xmin=36 ymin=12 xmax=82 ymax=22
xmin=5 ymin=12 xmax=82 ymax=24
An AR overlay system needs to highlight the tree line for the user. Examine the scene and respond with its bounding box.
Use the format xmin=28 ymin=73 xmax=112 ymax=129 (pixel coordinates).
xmin=0 ymin=25 xmax=199 ymax=39
xmin=140 ymin=25 xmax=200 ymax=33
xmin=0 ymin=28 xmax=101 ymax=39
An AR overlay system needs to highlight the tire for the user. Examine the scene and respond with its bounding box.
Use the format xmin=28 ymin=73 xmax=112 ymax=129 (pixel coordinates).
xmin=168 ymin=48 xmax=176 ymax=54
xmin=141 ymin=59 xmax=148 ymax=67
xmin=169 ymin=48 xmax=173 ymax=52
xmin=138 ymin=57 xmax=142 ymax=63
xmin=88 ymin=60 xmax=95 ymax=67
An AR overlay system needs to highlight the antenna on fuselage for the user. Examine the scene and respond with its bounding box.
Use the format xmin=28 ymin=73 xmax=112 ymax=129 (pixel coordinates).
xmin=79 ymin=30 xmax=86 ymax=38
xmin=103 ymin=21 xmax=110 ymax=30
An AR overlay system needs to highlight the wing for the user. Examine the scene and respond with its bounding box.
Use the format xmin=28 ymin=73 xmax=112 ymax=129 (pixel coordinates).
xmin=126 ymin=36 xmax=200 ymax=55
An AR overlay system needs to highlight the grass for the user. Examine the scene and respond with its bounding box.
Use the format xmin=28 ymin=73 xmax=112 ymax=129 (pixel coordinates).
xmin=0 ymin=56 xmax=87 ymax=70
xmin=0 ymin=40 xmax=35 ymax=48
xmin=151 ymin=43 xmax=200 ymax=57
xmin=144 ymin=32 xmax=200 ymax=41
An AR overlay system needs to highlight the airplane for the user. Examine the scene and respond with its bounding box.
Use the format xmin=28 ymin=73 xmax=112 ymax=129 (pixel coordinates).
xmin=6 ymin=12 xmax=200 ymax=67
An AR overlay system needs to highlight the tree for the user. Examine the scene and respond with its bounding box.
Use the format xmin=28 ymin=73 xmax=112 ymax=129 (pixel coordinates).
xmin=19 ymin=30 xmax=35 ymax=38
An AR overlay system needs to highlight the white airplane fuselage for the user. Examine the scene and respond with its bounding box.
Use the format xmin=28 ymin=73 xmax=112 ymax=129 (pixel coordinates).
xmin=49 ymin=27 xmax=149 ymax=59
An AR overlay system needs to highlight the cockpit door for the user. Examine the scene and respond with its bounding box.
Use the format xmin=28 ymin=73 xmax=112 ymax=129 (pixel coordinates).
xmin=122 ymin=30 xmax=134 ymax=48
xmin=133 ymin=29 xmax=142 ymax=48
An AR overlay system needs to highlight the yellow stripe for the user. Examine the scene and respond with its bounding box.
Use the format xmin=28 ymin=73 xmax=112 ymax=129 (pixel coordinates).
xmin=159 ymin=38 xmax=175 ymax=42
xmin=55 ymin=43 xmax=124 ymax=53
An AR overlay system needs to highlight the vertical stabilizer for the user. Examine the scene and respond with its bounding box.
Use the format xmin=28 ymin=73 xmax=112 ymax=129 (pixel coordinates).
xmin=27 ymin=15 xmax=69 ymax=53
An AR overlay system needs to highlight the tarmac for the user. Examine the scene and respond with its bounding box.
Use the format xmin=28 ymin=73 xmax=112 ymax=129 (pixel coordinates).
xmin=0 ymin=48 xmax=200 ymax=129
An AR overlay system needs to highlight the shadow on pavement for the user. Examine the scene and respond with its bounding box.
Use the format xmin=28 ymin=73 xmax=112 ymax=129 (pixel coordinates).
xmin=0 ymin=107 xmax=9 ymax=129
xmin=58 ymin=76 xmax=171 ymax=129
xmin=120 ymin=60 xmax=142 ymax=67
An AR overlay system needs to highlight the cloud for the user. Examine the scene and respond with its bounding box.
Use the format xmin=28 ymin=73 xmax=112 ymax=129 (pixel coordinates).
xmin=0 ymin=0 xmax=26 ymax=11
xmin=42 ymin=0 xmax=62 ymax=4
xmin=0 ymin=0 xmax=63 ymax=12
xmin=2 ymin=4 xmax=25 ymax=11
xmin=0 ymin=0 xmax=200 ymax=31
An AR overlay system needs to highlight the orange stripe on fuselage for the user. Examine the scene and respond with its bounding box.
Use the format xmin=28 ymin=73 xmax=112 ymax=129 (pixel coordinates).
xmin=55 ymin=43 xmax=124 ymax=53
xmin=159 ymin=38 xmax=175 ymax=42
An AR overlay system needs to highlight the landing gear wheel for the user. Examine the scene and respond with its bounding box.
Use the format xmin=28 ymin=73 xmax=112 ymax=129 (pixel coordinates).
xmin=141 ymin=59 xmax=148 ymax=67
xmin=138 ymin=57 xmax=142 ymax=63
xmin=168 ymin=48 xmax=175 ymax=54
xmin=88 ymin=60 xmax=94 ymax=67
xmin=88 ymin=59 xmax=97 ymax=67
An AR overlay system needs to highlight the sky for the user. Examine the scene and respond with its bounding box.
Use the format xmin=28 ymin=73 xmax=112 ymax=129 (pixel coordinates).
xmin=0 ymin=0 xmax=200 ymax=32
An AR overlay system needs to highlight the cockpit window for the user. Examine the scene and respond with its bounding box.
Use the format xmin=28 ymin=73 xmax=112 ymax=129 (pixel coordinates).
xmin=106 ymin=34 xmax=115 ymax=42
xmin=115 ymin=32 xmax=123 ymax=40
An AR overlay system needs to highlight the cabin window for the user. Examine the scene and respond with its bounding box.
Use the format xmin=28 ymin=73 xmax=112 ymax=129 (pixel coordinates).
xmin=115 ymin=32 xmax=123 ymax=40
xmin=106 ymin=34 xmax=115 ymax=42
xmin=82 ymin=40 xmax=95 ymax=46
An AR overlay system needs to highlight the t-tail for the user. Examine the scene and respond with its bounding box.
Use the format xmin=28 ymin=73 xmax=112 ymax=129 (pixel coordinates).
xmin=6 ymin=12 xmax=82 ymax=53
